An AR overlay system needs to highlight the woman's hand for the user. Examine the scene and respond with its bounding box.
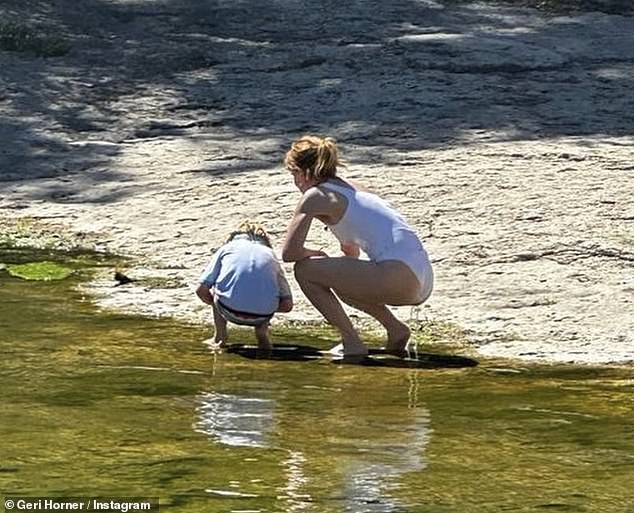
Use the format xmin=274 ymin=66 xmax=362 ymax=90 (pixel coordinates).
xmin=340 ymin=242 xmax=360 ymax=258
xmin=304 ymin=248 xmax=328 ymax=259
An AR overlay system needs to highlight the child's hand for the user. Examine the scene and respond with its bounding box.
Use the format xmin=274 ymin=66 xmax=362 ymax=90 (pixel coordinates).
xmin=277 ymin=297 xmax=294 ymax=313
xmin=196 ymin=284 xmax=215 ymax=305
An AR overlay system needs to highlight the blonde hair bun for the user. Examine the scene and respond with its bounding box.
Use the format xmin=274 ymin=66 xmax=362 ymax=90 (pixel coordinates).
xmin=284 ymin=135 xmax=341 ymax=183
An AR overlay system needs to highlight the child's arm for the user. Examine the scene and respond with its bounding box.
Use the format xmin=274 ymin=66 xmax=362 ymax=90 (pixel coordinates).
xmin=196 ymin=248 xmax=223 ymax=304
xmin=196 ymin=284 xmax=215 ymax=305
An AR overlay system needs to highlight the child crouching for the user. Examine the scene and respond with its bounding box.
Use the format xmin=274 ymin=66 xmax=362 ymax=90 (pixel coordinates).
xmin=196 ymin=221 xmax=293 ymax=350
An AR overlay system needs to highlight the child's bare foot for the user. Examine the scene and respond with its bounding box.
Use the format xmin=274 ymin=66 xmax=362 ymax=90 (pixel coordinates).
xmin=385 ymin=322 xmax=411 ymax=355
xmin=203 ymin=338 xmax=225 ymax=352
xmin=257 ymin=343 xmax=273 ymax=354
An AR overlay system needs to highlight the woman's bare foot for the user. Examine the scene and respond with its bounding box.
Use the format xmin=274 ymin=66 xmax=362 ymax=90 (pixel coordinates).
xmin=327 ymin=343 xmax=344 ymax=355
xmin=385 ymin=322 xmax=411 ymax=355
xmin=327 ymin=339 xmax=369 ymax=356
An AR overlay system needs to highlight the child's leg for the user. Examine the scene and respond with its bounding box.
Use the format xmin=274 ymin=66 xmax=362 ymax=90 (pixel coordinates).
xmin=254 ymin=322 xmax=272 ymax=350
xmin=211 ymin=301 xmax=228 ymax=345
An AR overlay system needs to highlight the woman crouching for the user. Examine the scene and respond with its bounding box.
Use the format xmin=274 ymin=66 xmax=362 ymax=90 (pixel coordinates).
xmin=282 ymin=136 xmax=433 ymax=356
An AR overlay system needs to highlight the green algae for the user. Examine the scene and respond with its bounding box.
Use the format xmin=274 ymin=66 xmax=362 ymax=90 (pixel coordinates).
xmin=7 ymin=261 xmax=75 ymax=281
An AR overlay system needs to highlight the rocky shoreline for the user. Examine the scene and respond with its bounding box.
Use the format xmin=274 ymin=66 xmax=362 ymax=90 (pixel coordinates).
xmin=1 ymin=1 xmax=632 ymax=364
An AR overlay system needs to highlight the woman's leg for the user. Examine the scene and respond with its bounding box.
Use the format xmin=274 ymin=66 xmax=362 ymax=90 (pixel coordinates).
xmin=337 ymin=294 xmax=411 ymax=353
xmin=294 ymin=257 xmax=421 ymax=355
xmin=294 ymin=263 xmax=368 ymax=355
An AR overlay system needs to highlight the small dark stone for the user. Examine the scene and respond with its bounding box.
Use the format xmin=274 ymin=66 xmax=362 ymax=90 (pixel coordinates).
xmin=114 ymin=271 xmax=135 ymax=286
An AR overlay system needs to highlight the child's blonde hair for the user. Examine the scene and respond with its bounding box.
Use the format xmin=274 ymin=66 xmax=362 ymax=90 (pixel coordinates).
xmin=284 ymin=135 xmax=341 ymax=183
xmin=226 ymin=220 xmax=272 ymax=248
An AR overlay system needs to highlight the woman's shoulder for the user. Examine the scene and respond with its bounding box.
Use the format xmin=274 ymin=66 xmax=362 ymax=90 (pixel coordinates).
xmin=322 ymin=177 xmax=373 ymax=196
xmin=299 ymin=185 xmax=335 ymax=212
xmin=345 ymin=178 xmax=370 ymax=193
xmin=293 ymin=187 xmax=342 ymax=223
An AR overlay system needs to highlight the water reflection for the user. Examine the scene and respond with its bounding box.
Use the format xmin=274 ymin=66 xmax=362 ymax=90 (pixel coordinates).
xmin=281 ymin=450 xmax=311 ymax=513
xmin=337 ymin=405 xmax=430 ymax=512
xmin=195 ymin=370 xmax=431 ymax=512
xmin=196 ymin=392 xmax=275 ymax=448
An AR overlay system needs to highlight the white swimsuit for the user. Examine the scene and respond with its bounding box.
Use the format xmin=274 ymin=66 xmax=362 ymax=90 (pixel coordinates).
xmin=320 ymin=180 xmax=434 ymax=302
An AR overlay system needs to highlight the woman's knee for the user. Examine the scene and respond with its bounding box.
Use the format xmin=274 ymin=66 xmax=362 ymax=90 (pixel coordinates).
xmin=293 ymin=258 xmax=317 ymax=283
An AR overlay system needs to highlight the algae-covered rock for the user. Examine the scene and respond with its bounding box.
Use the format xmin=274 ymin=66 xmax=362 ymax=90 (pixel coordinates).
xmin=7 ymin=261 xmax=74 ymax=281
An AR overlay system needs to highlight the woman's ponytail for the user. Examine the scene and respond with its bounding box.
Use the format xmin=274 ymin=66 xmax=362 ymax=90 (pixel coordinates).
xmin=285 ymin=135 xmax=340 ymax=183
xmin=314 ymin=137 xmax=339 ymax=182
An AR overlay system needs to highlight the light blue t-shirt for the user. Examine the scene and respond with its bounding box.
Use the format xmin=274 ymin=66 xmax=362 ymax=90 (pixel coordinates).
xmin=199 ymin=238 xmax=291 ymax=316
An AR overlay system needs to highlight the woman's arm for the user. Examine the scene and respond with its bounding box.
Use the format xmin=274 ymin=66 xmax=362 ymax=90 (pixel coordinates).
xmin=282 ymin=212 xmax=326 ymax=262
xmin=282 ymin=189 xmax=330 ymax=262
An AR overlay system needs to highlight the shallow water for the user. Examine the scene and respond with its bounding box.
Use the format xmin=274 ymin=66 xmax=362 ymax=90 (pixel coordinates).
xmin=1 ymin=248 xmax=633 ymax=513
